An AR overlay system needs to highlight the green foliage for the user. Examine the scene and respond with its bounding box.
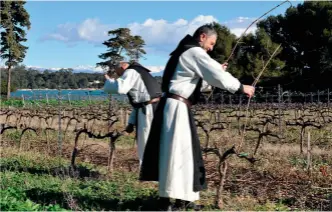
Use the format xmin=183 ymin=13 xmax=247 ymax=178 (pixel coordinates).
xmin=257 ymin=1 xmax=332 ymax=91
xmin=97 ymin=27 xmax=146 ymax=74
xmin=206 ymin=2 xmax=331 ymax=91
xmin=0 ymin=151 xmax=157 ymax=211
xmin=0 ymin=65 xmax=106 ymax=90
xmin=254 ymin=200 xmax=290 ymax=211
xmin=208 ymin=22 xmax=237 ymax=63
xmin=0 ymin=152 xmax=107 ymax=177
xmin=0 ymin=171 xmax=158 ymax=211
xmin=0 ymin=187 xmax=66 ymax=211
xmin=288 ymin=155 xmax=329 ymax=169
xmin=234 ymin=28 xmax=285 ymax=84
xmin=127 ymin=35 xmax=147 ymax=62
xmin=0 ymin=153 xmax=69 ymax=171
xmin=1 ymin=79 xmax=17 ymax=95
xmin=0 ymin=1 xmax=31 ymax=67
xmin=0 ymin=0 xmax=31 ymax=98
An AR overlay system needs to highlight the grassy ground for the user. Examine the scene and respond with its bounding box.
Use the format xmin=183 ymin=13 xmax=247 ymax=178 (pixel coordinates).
xmin=1 ymin=104 xmax=331 ymax=211
xmin=1 ymin=127 xmax=331 ymax=211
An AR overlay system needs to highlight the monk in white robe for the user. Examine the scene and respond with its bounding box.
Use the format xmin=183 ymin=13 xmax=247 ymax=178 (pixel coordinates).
xmin=140 ymin=24 xmax=255 ymax=210
xmin=104 ymin=61 xmax=162 ymax=166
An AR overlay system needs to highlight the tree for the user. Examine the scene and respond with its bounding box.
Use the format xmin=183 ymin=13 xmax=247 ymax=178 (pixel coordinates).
xmin=205 ymin=22 xmax=238 ymax=98
xmin=257 ymin=1 xmax=332 ymax=91
xmin=78 ymin=78 xmax=89 ymax=88
xmin=127 ymin=35 xmax=146 ymax=62
xmin=208 ymin=22 xmax=237 ymax=64
xmin=68 ymin=77 xmax=78 ymax=89
xmin=0 ymin=1 xmax=31 ymax=99
xmin=96 ymin=28 xmax=146 ymax=75
xmin=1 ymin=80 xmax=16 ymax=96
xmin=97 ymin=28 xmax=131 ymax=73
xmin=234 ymin=28 xmax=285 ymax=85
xmin=35 ymin=75 xmax=45 ymax=88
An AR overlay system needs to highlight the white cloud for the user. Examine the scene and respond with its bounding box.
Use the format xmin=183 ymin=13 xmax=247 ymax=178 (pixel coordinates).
xmin=230 ymin=26 xmax=257 ymax=37
xmin=145 ymin=65 xmax=165 ymax=73
xmin=77 ymin=19 xmax=110 ymax=43
xmin=41 ymin=18 xmax=115 ymax=44
xmin=223 ymin=16 xmax=258 ymax=37
xmin=128 ymin=15 xmax=218 ymax=47
xmin=39 ymin=15 xmax=259 ymax=72
xmin=42 ymin=15 xmax=258 ymax=47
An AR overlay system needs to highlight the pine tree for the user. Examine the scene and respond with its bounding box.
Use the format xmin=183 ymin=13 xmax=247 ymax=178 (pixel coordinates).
xmin=0 ymin=0 xmax=31 ymax=99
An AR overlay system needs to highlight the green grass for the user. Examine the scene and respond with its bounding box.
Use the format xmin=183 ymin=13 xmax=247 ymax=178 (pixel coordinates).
xmin=0 ymin=171 xmax=157 ymax=210
xmin=0 ymin=99 xmax=108 ymax=108
xmin=0 ymin=171 xmax=158 ymax=211
xmin=0 ymin=187 xmax=66 ymax=211
xmin=254 ymin=200 xmax=291 ymax=211
xmin=0 ymin=148 xmax=110 ymax=179
xmin=0 ymin=98 xmax=130 ymax=108
xmin=0 ymin=148 xmax=159 ymax=211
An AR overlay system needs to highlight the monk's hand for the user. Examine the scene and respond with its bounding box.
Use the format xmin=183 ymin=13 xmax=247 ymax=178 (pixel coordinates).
xmin=125 ymin=124 xmax=134 ymax=133
xmin=242 ymin=85 xmax=255 ymax=98
xmin=221 ymin=62 xmax=228 ymax=71
xmin=104 ymin=74 xmax=111 ymax=80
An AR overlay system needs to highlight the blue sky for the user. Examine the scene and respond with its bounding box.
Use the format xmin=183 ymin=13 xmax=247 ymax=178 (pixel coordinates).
xmin=20 ymin=1 xmax=302 ymax=73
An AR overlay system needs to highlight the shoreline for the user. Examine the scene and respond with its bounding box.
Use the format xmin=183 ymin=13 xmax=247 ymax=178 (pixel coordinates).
xmin=17 ymin=88 xmax=102 ymax=91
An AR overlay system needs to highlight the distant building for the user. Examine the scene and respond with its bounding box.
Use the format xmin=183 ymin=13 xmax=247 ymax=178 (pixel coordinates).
xmin=88 ymin=80 xmax=101 ymax=85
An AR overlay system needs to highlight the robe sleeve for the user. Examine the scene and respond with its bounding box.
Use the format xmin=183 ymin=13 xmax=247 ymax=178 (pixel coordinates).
xmin=103 ymin=69 xmax=138 ymax=94
xmin=182 ymin=47 xmax=242 ymax=94
xmin=200 ymin=80 xmax=212 ymax=92
xmin=128 ymin=108 xmax=137 ymax=126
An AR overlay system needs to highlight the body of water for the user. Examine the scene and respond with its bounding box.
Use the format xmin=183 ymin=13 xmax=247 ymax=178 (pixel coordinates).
xmin=10 ymin=89 xmax=127 ymax=101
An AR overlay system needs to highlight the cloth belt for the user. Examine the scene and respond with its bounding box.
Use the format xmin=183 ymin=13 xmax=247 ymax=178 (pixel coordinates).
xmin=164 ymin=93 xmax=192 ymax=107
xmin=144 ymin=97 xmax=161 ymax=105
xmin=133 ymin=97 xmax=161 ymax=108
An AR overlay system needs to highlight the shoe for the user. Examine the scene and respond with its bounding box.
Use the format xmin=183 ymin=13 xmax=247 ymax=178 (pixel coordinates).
xmin=159 ymin=197 xmax=172 ymax=211
xmin=186 ymin=202 xmax=203 ymax=211
xmin=174 ymin=199 xmax=203 ymax=211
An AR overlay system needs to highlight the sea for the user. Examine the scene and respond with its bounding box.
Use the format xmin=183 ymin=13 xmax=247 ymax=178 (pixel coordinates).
xmin=9 ymin=89 xmax=127 ymax=101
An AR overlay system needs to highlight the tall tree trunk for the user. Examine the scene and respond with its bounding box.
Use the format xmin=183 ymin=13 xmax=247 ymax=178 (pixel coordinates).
xmin=7 ymin=66 xmax=11 ymax=100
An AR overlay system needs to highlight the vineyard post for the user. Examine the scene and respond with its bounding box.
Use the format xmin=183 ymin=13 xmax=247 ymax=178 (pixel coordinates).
xmin=32 ymin=89 xmax=35 ymax=101
xmin=21 ymin=94 xmax=25 ymax=107
xmin=88 ymin=92 xmax=91 ymax=104
xmin=328 ymin=88 xmax=330 ymax=107
xmin=307 ymin=131 xmax=311 ymax=176
xmin=108 ymin=94 xmax=112 ymax=120
xmin=215 ymin=161 xmax=228 ymax=209
xmin=57 ymin=87 xmax=62 ymax=157
xmin=125 ymin=109 xmax=129 ymax=127
xmin=229 ymin=95 xmax=232 ymax=106
xmin=239 ymin=94 xmax=242 ymax=106
xmin=238 ymin=95 xmax=242 ymax=134
xmin=317 ymin=90 xmax=320 ymax=103
xmin=311 ymin=92 xmax=313 ymax=103
xmin=211 ymin=91 xmax=214 ymax=103
xmin=107 ymin=93 xmax=114 ymax=172
xmin=278 ymin=84 xmax=282 ymax=137
xmin=46 ymin=93 xmax=49 ymax=105
xmin=119 ymin=108 xmax=123 ymax=126
xmin=304 ymin=93 xmax=306 ymax=103
xmin=265 ymin=91 xmax=268 ymax=103
xmin=68 ymin=93 xmax=71 ymax=106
